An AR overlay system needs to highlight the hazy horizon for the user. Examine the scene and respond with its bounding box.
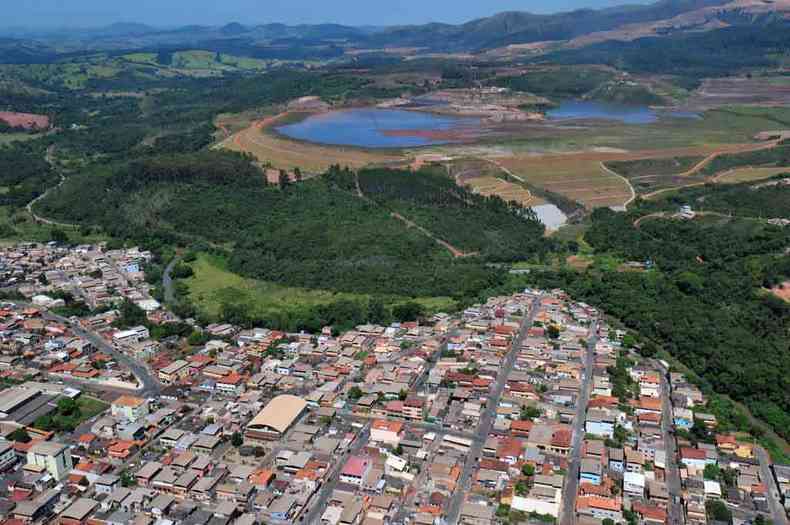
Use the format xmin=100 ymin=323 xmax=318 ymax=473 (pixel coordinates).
xmin=7 ymin=0 xmax=653 ymax=29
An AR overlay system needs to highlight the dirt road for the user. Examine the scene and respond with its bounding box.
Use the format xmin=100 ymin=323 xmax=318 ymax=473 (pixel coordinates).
xmin=26 ymin=146 xmax=77 ymax=228
xmin=353 ymin=172 xmax=478 ymax=258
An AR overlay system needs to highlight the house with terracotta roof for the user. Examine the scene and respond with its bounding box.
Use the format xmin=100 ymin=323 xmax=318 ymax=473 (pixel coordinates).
xmin=403 ymin=396 xmax=425 ymax=420
xmin=633 ymin=502 xmax=668 ymax=525
xmin=107 ymin=440 xmax=138 ymax=460
xmin=250 ymin=468 xmax=275 ymax=488
xmin=370 ymin=419 xmax=404 ymax=447
xmin=496 ymin=437 xmax=524 ymax=465
xmin=576 ymin=495 xmax=622 ymax=521
xmin=680 ymin=447 xmax=713 ymax=471
xmin=550 ymin=428 xmax=572 ymax=456
xmin=639 ymin=373 xmax=661 ymax=398
xmin=510 ymin=420 xmax=533 ymax=438
xmin=111 ymin=395 xmax=149 ymax=423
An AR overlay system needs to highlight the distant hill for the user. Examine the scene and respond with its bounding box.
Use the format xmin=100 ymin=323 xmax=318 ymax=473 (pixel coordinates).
xmin=0 ymin=0 xmax=787 ymax=61
xmin=366 ymin=0 xmax=737 ymax=50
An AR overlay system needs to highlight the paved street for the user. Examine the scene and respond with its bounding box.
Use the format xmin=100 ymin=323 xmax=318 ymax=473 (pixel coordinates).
xmin=301 ymin=422 xmax=371 ymax=524
xmin=756 ymin=445 xmax=790 ymax=525
xmin=32 ymin=305 xmax=163 ymax=397
xmin=559 ymin=320 xmax=598 ymax=525
xmin=162 ymin=257 xmax=178 ymax=305
xmin=655 ymin=360 xmax=685 ymax=525
xmin=445 ymin=295 xmax=542 ymax=524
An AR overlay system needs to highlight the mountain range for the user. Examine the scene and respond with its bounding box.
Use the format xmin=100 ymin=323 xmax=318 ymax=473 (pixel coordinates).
xmin=0 ymin=0 xmax=788 ymax=59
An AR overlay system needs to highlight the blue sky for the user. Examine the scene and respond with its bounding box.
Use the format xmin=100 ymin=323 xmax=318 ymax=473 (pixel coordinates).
xmin=10 ymin=0 xmax=650 ymax=28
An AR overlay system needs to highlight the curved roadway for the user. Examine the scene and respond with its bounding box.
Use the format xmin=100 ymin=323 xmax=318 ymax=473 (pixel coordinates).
xmin=12 ymin=301 xmax=162 ymax=397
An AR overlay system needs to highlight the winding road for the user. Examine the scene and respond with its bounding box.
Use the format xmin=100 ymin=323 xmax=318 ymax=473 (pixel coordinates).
xmin=42 ymin=308 xmax=163 ymax=397
xmin=25 ymin=147 xmax=76 ymax=227
xmin=162 ymin=257 xmax=179 ymax=305
xmin=11 ymin=301 xmax=162 ymax=397
xmin=599 ymin=161 xmax=636 ymax=210
xmin=603 ymin=138 xmax=786 ymax=203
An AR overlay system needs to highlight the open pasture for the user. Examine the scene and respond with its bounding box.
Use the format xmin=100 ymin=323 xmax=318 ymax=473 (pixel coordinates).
xmin=498 ymin=153 xmax=634 ymax=208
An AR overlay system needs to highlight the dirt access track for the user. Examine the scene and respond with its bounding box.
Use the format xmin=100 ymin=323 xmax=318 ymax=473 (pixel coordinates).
xmin=217 ymin=112 xmax=402 ymax=173
xmin=498 ymin=138 xmax=785 ymax=209
xmin=638 ymin=138 xmax=784 ymax=200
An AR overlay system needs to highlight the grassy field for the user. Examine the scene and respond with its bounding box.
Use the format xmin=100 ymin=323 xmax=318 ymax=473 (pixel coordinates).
xmin=0 ymin=133 xmax=41 ymax=145
xmin=0 ymin=50 xmax=286 ymax=91
xmin=76 ymin=395 xmax=109 ymax=420
xmin=448 ymin=157 xmax=547 ymax=207
xmin=716 ymin=167 xmax=790 ymax=184
xmin=498 ymin=153 xmax=633 ymax=208
xmin=604 ymin=155 xmax=705 ymax=177
xmin=120 ymin=52 xmax=159 ymax=65
xmin=217 ymin=113 xmax=402 ymax=172
xmin=184 ymin=253 xmax=457 ymax=321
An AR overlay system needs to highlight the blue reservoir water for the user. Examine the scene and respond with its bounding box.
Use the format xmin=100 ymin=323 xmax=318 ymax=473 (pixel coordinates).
xmin=547 ymin=100 xmax=699 ymax=124
xmin=275 ymin=108 xmax=480 ymax=148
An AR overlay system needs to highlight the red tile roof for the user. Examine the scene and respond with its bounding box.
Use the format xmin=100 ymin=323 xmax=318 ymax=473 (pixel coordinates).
xmin=680 ymin=447 xmax=707 ymax=460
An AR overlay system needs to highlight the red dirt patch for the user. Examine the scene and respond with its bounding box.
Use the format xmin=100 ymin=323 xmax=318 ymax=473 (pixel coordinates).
xmin=381 ymin=126 xmax=481 ymax=142
xmin=0 ymin=112 xmax=49 ymax=130
xmin=770 ymin=282 xmax=790 ymax=302
xmin=567 ymin=256 xmax=592 ymax=270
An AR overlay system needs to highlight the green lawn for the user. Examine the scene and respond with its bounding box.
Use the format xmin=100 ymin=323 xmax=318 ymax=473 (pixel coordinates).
xmin=77 ymin=395 xmax=109 ymax=419
xmin=184 ymin=253 xmax=457 ymax=321
xmin=0 ymin=133 xmax=40 ymax=145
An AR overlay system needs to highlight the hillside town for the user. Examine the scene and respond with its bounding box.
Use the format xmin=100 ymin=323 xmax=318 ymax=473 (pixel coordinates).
xmin=0 ymin=241 xmax=787 ymax=525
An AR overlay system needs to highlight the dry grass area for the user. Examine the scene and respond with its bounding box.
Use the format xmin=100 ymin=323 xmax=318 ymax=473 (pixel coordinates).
xmin=464 ymin=176 xmax=543 ymax=206
xmin=498 ymin=153 xmax=634 ymax=208
xmin=216 ymin=112 xmax=402 ymax=173
xmin=715 ymin=167 xmax=790 ymax=184
xmin=496 ymin=139 xmax=784 ymax=207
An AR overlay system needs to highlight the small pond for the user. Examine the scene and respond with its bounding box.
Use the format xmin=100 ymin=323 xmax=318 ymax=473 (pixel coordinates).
xmin=532 ymin=204 xmax=568 ymax=231
xmin=547 ymin=100 xmax=699 ymax=124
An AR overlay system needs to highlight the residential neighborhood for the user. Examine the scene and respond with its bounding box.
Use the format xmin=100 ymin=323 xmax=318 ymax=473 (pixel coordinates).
xmin=0 ymin=241 xmax=787 ymax=525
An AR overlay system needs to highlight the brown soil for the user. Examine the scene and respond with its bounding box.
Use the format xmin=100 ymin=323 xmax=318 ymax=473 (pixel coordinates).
xmin=771 ymin=282 xmax=790 ymax=302
xmin=566 ymin=256 xmax=593 ymax=270
xmin=0 ymin=111 xmax=49 ymax=130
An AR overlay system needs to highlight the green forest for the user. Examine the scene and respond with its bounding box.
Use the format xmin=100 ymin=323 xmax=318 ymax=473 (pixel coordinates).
xmin=604 ymin=156 xmax=704 ymax=178
xmin=672 ymin=176 xmax=790 ymax=217
xmin=698 ymin=143 xmax=790 ymax=177
xmin=356 ymin=167 xmax=552 ymax=260
xmin=35 ymin=154 xmax=553 ymax=301
xmin=526 ymin=188 xmax=790 ymax=440
xmin=0 ymin=141 xmax=57 ymax=208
